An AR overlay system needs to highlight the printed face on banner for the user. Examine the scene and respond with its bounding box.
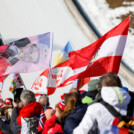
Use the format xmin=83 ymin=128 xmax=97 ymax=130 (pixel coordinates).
xmin=0 ymin=32 xmax=52 ymax=75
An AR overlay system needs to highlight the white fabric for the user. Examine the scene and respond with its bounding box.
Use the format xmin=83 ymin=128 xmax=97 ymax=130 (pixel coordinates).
xmin=96 ymin=35 xmax=127 ymax=60
xmin=73 ymin=86 xmax=131 ymax=134
xmin=21 ymin=117 xmax=29 ymax=134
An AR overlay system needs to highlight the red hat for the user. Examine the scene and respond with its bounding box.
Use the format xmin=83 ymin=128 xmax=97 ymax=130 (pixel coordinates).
xmin=5 ymin=98 xmax=12 ymax=105
xmin=58 ymin=100 xmax=65 ymax=111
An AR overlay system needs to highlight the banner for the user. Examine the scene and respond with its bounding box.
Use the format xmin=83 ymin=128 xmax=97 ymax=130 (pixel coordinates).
xmin=0 ymin=32 xmax=53 ymax=76
xmin=61 ymin=16 xmax=130 ymax=86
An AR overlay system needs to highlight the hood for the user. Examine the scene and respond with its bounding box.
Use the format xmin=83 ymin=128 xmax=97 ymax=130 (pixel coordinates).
xmin=19 ymin=102 xmax=43 ymax=118
xmin=101 ymin=86 xmax=131 ymax=108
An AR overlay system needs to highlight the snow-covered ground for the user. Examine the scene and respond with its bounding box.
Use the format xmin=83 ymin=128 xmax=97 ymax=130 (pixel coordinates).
xmin=78 ymin=0 xmax=134 ymax=71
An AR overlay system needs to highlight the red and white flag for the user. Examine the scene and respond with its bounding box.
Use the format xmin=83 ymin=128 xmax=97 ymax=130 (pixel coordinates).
xmin=31 ymin=42 xmax=90 ymax=96
xmin=62 ymin=16 xmax=130 ymax=86
xmin=0 ymin=75 xmax=8 ymax=93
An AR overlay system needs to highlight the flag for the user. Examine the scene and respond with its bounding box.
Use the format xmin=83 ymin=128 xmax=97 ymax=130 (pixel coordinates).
xmin=0 ymin=32 xmax=53 ymax=76
xmin=31 ymin=69 xmax=49 ymax=96
xmin=61 ymin=16 xmax=130 ymax=86
xmin=0 ymin=75 xmax=8 ymax=93
xmin=31 ymin=42 xmax=73 ymax=96
xmin=31 ymin=42 xmax=90 ymax=96
xmin=9 ymin=73 xmax=24 ymax=93
xmin=54 ymin=41 xmax=73 ymax=66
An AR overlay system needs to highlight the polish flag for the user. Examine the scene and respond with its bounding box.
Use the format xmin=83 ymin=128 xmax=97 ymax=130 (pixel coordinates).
xmin=61 ymin=16 xmax=130 ymax=86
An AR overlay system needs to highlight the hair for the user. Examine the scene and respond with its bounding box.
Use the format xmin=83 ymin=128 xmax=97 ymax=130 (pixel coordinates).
xmin=70 ymin=88 xmax=80 ymax=95
xmin=39 ymin=94 xmax=49 ymax=107
xmin=58 ymin=93 xmax=81 ymax=122
xmin=20 ymin=90 xmax=36 ymax=106
xmin=101 ymin=72 xmax=122 ymax=88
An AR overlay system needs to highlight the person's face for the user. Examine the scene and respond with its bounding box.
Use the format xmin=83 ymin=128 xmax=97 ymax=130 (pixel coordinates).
xmin=18 ymin=44 xmax=39 ymax=63
xmin=39 ymin=97 xmax=47 ymax=107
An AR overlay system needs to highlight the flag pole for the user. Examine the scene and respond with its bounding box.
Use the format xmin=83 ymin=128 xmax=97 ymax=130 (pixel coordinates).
xmin=46 ymin=32 xmax=53 ymax=95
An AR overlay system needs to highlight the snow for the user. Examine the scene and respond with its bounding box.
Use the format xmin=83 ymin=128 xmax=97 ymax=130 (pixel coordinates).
xmin=78 ymin=0 xmax=134 ymax=71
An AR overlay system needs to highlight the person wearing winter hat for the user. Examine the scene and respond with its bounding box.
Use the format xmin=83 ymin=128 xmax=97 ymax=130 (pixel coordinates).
xmin=58 ymin=92 xmax=88 ymax=134
xmin=81 ymin=79 xmax=99 ymax=105
xmin=42 ymin=94 xmax=65 ymax=134
xmin=73 ymin=73 xmax=133 ymax=134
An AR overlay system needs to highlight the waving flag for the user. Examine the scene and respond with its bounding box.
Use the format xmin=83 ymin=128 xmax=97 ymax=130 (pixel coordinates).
xmin=61 ymin=16 xmax=130 ymax=86
xmin=31 ymin=42 xmax=90 ymax=96
xmin=0 ymin=75 xmax=8 ymax=93
xmin=0 ymin=32 xmax=53 ymax=76
xmin=55 ymin=41 xmax=73 ymax=66
xmin=31 ymin=42 xmax=73 ymax=96
xmin=9 ymin=73 xmax=24 ymax=93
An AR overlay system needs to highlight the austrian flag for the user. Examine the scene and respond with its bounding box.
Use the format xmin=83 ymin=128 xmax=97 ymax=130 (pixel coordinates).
xmin=62 ymin=16 xmax=130 ymax=86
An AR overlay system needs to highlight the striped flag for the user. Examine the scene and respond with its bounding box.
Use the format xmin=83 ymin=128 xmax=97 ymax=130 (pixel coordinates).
xmin=61 ymin=16 xmax=130 ymax=86
xmin=9 ymin=73 xmax=24 ymax=93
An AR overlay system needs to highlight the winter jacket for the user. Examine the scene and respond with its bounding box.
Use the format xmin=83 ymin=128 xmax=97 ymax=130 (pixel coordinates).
xmin=73 ymin=86 xmax=131 ymax=134
xmin=10 ymin=102 xmax=46 ymax=134
xmin=63 ymin=104 xmax=88 ymax=134
xmin=42 ymin=114 xmax=63 ymax=134
xmin=0 ymin=119 xmax=12 ymax=134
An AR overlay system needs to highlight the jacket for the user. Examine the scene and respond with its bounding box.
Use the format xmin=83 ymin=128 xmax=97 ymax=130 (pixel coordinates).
xmin=10 ymin=102 xmax=45 ymax=134
xmin=42 ymin=114 xmax=63 ymax=134
xmin=63 ymin=104 xmax=88 ymax=134
xmin=73 ymin=86 xmax=131 ymax=134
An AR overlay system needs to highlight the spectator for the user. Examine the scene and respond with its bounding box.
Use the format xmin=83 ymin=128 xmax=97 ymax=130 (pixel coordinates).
xmin=58 ymin=92 xmax=88 ymax=134
xmin=73 ymin=73 xmax=131 ymax=134
xmin=42 ymin=98 xmax=65 ymax=134
xmin=10 ymin=90 xmax=45 ymax=134
xmin=81 ymin=79 xmax=99 ymax=104
xmin=39 ymin=95 xmax=50 ymax=110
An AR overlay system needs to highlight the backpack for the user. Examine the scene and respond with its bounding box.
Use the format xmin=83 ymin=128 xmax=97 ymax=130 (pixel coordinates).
xmin=101 ymin=99 xmax=134 ymax=134
xmin=23 ymin=116 xmax=40 ymax=134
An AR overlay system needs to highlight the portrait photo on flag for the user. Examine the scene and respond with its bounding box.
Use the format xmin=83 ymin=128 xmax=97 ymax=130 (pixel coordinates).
xmin=0 ymin=32 xmax=53 ymax=76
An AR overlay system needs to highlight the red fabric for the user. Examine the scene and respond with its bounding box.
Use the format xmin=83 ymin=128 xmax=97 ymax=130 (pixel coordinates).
xmin=0 ymin=131 xmax=4 ymax=134
xmin=42 ymin=114 xmax=63 ymax=134
xmin=112 ymin=117 xmax=119 ymax=126
xmin=62 ymin=56 xmax=122 ymax=85
xmin=61 ymin=17 xmax=129 ymax=86
xmin=0 ymin=57 xmax=10 ymax=75
xmin=17 ymin=102 xmax=46 ymax=131
xmin=0 ymin=44 xmax=8 ymax=53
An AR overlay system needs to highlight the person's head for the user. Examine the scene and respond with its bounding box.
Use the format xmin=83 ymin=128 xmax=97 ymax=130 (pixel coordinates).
xmin=17 ymin=44 xmax=39 ymax=63
xmin=58 ymin=92 xmax=81 ymax=122
xmin=70 ymin=88 xmax=81 ymax=95
xmin=88 ymin=79 xmax=99 ymax=96
xmin=39 ymin=94 xmax=49 ymax=107
xmin=5 ymin=98 xmax=13 ymax=105
xmin=20 ymin=90 xmax=36 ymax=106
xmin=17 ymin=41 xmax=48 ymax=64
xmin=101 ymin=72 xmax=122 ymax=88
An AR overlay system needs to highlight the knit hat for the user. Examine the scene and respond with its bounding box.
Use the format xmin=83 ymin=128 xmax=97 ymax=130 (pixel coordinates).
xmin=88 ymin=79 xmax=98 ymax=91
xmin=5 ymin=98 xmax=12 ymax=105
xmin=58 ymin=100 xmax=65 ymax=110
